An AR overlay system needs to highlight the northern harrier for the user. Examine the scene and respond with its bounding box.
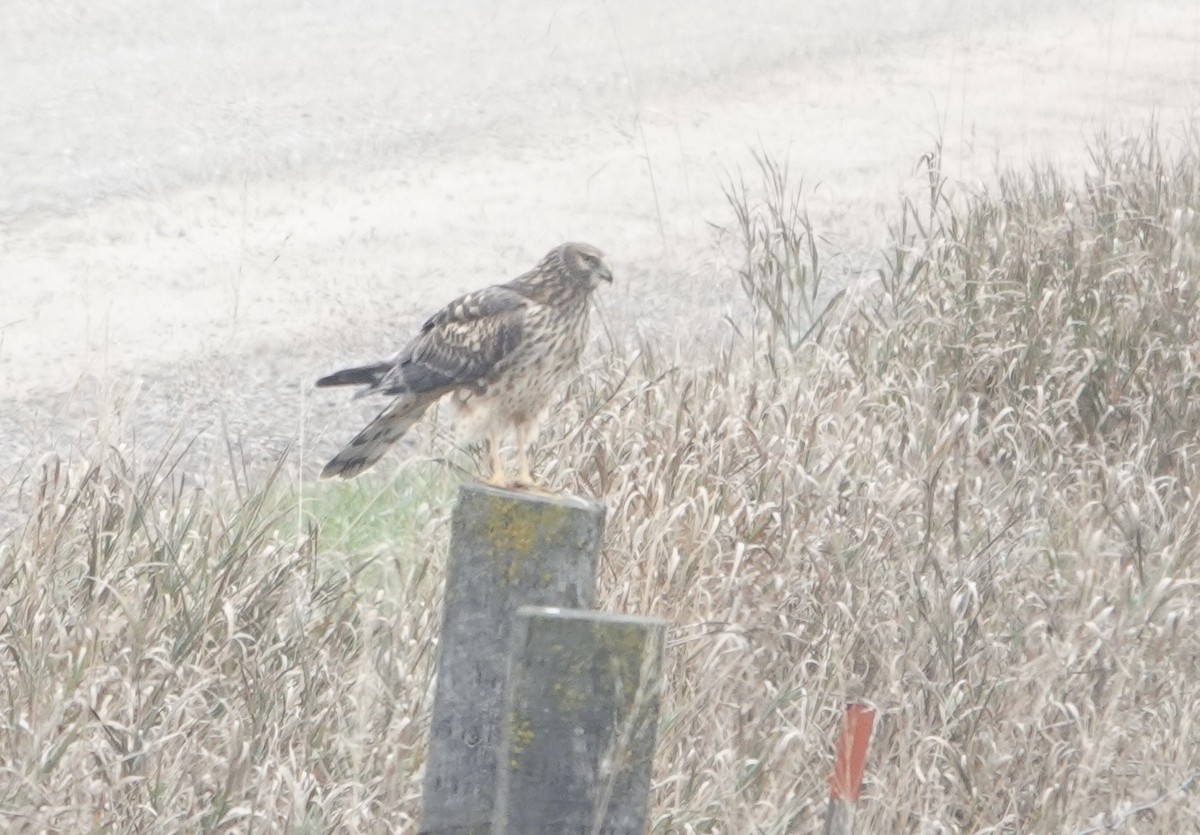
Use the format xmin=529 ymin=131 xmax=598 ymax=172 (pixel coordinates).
xmin=317 ymin=242 xmax=612 ymax=485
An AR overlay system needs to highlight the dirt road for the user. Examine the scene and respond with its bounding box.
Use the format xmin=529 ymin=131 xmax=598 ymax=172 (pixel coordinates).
xmin=2 ymin=0 xmax=1197 ymax=485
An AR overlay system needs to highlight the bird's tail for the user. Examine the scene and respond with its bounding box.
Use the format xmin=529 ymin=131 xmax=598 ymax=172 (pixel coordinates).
xmin=316 ymin=362 xmax=393 ymax=391
xmin=320 ymin=394 xmax=435 ymax=479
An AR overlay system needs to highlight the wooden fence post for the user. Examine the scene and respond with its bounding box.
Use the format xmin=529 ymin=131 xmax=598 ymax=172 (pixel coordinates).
xmin=494 ymin=606 xmax=666 ymax=835
xmin=419 ymin=484 xmax=606 ymax=835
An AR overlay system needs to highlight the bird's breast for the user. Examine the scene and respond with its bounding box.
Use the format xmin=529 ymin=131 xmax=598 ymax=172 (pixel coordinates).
xmin=458 ymin=300 xmax=590 ymax=418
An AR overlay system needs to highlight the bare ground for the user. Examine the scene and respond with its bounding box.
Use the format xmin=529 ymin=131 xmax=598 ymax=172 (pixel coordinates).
xmin=2 ymin=0 xmax=1198 ymax=494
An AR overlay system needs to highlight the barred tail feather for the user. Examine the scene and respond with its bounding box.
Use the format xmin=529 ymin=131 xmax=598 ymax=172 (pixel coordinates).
xmin=320 ymin=395 xmax=435 ymax=479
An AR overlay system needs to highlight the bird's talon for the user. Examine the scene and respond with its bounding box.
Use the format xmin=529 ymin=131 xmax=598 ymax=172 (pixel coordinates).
xmin=509 ymin=480 xmax=553 ymax=495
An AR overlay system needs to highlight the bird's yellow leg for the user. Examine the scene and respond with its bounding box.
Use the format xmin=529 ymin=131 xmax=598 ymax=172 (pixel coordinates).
xmin=514 ymin=423 xmax=536 ymax=488
xmin=484 ymin=431 xmax=508 ymax=487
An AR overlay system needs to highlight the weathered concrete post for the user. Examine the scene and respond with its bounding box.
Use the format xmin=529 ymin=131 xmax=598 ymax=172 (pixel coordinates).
xmin=494 ymin=606 xmax=666 ymax=835
xmin=420 ymin=484 xmax=606 ymax=835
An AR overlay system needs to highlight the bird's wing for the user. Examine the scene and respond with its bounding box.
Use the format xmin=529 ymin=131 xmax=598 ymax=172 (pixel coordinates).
xmin=379 ymin=284 xmax=529 ymax=395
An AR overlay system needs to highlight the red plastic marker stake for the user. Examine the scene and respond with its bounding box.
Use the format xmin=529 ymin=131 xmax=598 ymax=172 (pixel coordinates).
xmin=824 ymin=702 xmax=875 ymax=835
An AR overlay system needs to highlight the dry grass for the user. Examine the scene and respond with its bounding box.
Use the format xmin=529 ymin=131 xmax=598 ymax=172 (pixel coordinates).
xmin=4 ymin=125 xmax=1200 ymax=833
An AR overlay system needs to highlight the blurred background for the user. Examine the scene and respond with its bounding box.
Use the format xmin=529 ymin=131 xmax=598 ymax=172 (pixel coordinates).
xmin=2 ymin=0 xmax=1197 ymax=480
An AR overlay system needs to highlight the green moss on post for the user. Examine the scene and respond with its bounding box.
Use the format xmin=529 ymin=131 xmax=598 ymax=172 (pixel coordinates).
xmin=494 ymin=606 xmax=666 ymax=835
xmin=420 ymin=484 xmax=605 ymax=835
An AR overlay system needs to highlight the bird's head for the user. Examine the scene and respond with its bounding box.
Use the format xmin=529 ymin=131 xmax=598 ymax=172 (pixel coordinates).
xmin=555 ymin=242 xmax=613 ymax=292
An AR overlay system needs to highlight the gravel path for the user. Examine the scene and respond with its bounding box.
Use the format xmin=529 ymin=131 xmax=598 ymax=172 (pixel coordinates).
xmin=2 ymin=0 xmax=1196 ymax=492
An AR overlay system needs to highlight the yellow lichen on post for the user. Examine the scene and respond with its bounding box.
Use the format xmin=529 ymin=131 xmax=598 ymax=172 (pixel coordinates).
xmin=476 ymin=487 xmax=595 ymax=589
xmin=482 ymin=497 xmax=539 ymax=556
xmin=507 ymin=716 xmax=536 ymax=769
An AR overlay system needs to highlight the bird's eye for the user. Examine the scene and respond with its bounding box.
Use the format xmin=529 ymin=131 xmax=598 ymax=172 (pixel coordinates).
xmin=581 ymin=253 xmax=599 ymax=266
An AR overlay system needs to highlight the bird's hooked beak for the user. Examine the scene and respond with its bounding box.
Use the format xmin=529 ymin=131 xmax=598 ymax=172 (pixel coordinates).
xmin=599 ymin=264 xmax=614 ymax=283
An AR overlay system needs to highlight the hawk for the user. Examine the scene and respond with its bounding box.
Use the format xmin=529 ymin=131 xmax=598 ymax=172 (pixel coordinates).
xmin=317 ymin=242 xmax=613 ymax=485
